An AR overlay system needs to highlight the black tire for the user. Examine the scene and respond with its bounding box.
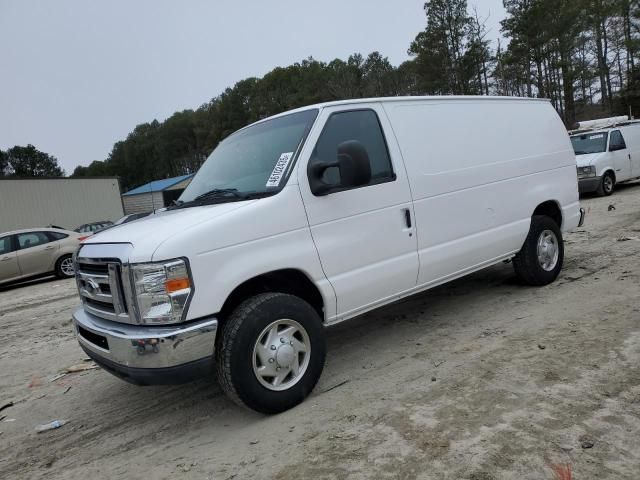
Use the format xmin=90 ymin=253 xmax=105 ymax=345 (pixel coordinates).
xmin=215 ymin=292 xmax=326 ymax=414
xmin=54 ymin=254 xmax=75 ymax=278
xmin=513 ymin=215 xmax=564 ymax=286
xmin=597 ymin=171 xmax=615 ymax=196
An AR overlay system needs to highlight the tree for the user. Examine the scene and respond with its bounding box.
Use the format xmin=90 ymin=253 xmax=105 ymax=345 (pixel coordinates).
xmin=467 ymin=8 xmax=494 ymax=95
xmin=0 ymin=150 xmax=8 ymax=176
xmin=409 ymin=0 xmax=491 ymax=95
xmin=362 ymin=52 xmax=398 ymax=96
xmin=3 ymin=145 xmax=64 ymax=177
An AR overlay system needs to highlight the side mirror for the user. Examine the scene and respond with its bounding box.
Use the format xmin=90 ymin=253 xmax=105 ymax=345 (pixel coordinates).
xmin=609 ymin=143 xmax=625 ymax=152
xmin=308 ymin=140 xmax=372 ymax=196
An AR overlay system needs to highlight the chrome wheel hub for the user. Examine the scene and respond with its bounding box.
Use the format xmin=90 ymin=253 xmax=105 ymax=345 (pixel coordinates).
xmin=61 ymin=258 xmax=75 ymax=276
xmin=252 ymin=319 xmax=310 ymax=391
xmin=537 ymin=230 xmax=559 ymax=271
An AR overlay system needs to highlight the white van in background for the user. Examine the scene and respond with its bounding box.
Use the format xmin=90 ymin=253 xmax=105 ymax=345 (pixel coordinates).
xmin=72 ymin=96 xmax=584 ymax=413
xmin=570 ymin=116 xmax=640 ymax=196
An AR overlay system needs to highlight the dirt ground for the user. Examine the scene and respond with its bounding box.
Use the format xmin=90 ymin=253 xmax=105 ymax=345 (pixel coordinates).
xmin=1 ymin=184 xmax=640 ymax=480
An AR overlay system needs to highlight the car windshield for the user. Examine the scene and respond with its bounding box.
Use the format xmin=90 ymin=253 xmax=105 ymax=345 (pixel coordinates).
xmin=179 ymin=109 xmax=318 ymax=204
xmin=570 ymin=132 xmax=608 ymax=155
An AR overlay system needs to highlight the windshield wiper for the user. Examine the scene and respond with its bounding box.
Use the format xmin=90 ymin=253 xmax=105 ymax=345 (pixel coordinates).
xmin=169 ymin=189 xmax=274 ymax=210
xmin=194 ymin=188 xmax=246 ymax=201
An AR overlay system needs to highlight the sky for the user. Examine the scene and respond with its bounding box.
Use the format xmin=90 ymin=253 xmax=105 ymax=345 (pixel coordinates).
xmin=0 ymin=0 xmax=506 ymax=174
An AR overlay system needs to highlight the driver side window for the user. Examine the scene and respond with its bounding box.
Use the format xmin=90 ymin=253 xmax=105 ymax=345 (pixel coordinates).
xmin=311 ymin=110 xmax=395 ymax=189
xmin=609 ymin=130 xmax=626 ymax=150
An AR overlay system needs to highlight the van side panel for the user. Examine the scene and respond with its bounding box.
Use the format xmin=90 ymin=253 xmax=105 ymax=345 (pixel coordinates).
xmin=383 ymin=99 xmax=580 ymax=286
xmin=620 ymin=124 xmax=640 ymax=178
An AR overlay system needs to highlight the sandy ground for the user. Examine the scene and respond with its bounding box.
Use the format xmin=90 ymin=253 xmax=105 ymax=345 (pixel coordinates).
xmin=1 ymin=183 xmax=640 ymax=480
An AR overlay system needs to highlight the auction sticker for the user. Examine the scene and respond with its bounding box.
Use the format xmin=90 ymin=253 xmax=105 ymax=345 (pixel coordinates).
xmin=266 ymin=152 xmax=294 ymax=187
xmin=589 ymin=134 xmax=604 ymax=139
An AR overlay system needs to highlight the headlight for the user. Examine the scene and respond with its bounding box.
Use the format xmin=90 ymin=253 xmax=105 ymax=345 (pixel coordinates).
xmin=577 ymin=166 xmax=596 ymax=179
xmin=131 ymin=259 xmax=193 ymax=324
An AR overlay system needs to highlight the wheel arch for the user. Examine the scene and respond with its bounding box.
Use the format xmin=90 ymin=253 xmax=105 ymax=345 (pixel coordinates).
xmin=218 ymin=268 xmax=325 ymax=324
xmin=532 ymin=200 xmax=563 ymax=229
xmin=54 ymin=252 xmax=74 ymax=276
xmin=602 ymin=168 xmax=616 ymax=182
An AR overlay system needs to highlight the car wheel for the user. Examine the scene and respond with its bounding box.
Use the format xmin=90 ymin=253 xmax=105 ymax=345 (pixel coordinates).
xmin=597 ymin=171 xmax=615 ymax=196
xmin=215 ymin=292 xmax=326 ymax=414
xmin=55 ymin=254 xmax=75 ymax=278
xmin=513 ymin=215 xmax=564 ymax=286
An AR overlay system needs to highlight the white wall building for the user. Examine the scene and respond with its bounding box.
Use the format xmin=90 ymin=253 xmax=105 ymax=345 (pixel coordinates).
xmin=0 ymin=177 xmax=124 ymax=232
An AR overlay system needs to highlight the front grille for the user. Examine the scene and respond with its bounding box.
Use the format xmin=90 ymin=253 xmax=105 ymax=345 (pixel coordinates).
xmin=77 ymin=262 xmax=109 ymax=275
xmin=85 ymin=297 xmax=116 ymax=313
xmin=76 ymin=259 xmax=132 ymax=324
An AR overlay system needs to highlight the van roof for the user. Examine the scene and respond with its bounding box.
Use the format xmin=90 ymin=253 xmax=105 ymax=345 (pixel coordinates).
xmin=299 ymin=95 xmax=548 ymax=111
xmin=569 ymin=117 xmax=640 ymax=135
xmin=569 ymin=130 xmax=608 ymax=137
xmin=242 ymin=96 xmax=551 ymax=130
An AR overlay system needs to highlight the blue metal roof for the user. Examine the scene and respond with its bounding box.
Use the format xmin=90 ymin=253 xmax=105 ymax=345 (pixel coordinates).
xmin=123 ymin=174 xmax=194 ymax=196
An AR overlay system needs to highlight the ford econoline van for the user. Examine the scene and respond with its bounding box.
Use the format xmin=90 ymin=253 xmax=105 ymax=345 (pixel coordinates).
xmin=570 ymin=116 xmax=640 ymax=196
xmin=72 ymin=97 xmax=585 ymax=413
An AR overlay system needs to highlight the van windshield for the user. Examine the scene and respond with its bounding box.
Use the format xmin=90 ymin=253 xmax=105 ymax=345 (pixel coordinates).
xmin=178 ymin=109 xmax=318 ymax=205
xmin=570 ymin=132 xmax=607 ymax=155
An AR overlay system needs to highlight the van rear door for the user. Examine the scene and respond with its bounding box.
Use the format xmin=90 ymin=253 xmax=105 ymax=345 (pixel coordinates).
xmin=298 ymin=104 xmax=418 ymax=318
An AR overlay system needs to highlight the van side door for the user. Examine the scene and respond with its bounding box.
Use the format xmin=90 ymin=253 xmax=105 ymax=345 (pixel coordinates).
xmin=0 ymin=235 xmax=21 ymax=283
xmin=609 ymin=130 xmax=632 ymax=181
xmin=298 ymin=105 xmax=418 ymax=319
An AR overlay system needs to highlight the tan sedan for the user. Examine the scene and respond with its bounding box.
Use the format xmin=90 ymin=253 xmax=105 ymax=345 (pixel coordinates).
xmin=0 ymin=228 xmax=82 ymax=285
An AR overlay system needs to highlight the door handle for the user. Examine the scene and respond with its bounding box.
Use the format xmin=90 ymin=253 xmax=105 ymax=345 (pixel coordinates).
xmin=45 ymin=246 xmax=55 ymax=250
xmin=403 ymin=208 xmax=412 ymax=229
xmin=1 ymin=257 xmax=11 ymax=262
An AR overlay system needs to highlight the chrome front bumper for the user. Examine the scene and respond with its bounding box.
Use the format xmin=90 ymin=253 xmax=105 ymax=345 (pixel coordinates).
xmin=73 ymin=308 xmax=218 ymax=383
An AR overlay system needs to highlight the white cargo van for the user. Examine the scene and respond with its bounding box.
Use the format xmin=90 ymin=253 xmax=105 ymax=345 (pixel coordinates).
xmin=570 ymin=116 xmax=640 ymax=196
xmin=73 ymin=97 xmax=584 ymax=413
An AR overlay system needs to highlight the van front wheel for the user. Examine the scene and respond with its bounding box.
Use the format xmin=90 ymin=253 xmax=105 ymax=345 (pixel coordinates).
xmin=597 ymin=171 xmax=615 ymax=196
xmin=513 ymin=215 xmax=564 ymax=286
xmin=215 ymin=293 xmax=326 ymax=414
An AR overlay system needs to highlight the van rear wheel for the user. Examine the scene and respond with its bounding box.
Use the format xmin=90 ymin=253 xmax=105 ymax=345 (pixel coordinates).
xmin=513 ymin=215 xmax=564 ymax=286
xmin=215 ymin=292 xmax=326 ymax=414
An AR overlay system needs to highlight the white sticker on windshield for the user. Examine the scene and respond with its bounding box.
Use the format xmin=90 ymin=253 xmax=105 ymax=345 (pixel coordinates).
xmin=589 ymin=134 xmax=604 ymax=139
xmin=266 ymin=152 xmax=294 ymax=188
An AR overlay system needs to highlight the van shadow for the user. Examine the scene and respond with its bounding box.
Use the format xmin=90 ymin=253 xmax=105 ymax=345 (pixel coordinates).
xmin=615 ymin=179 xmax=640 ymax=192
xmin=324 ymin=262 xmax=516 ymax=346
xmin=580 ymin=178 xmax=640 ymax=198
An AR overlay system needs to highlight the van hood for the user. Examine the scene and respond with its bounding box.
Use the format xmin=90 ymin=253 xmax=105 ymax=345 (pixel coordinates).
xmin=576 ymin=152 xmax=604 ymax=167
xmin=83 ymin=201 xmax=254 ymax=260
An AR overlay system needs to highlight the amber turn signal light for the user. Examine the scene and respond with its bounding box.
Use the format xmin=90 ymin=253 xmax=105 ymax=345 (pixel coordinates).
xmin=164 ymin=278 xmax=190 ymax=293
